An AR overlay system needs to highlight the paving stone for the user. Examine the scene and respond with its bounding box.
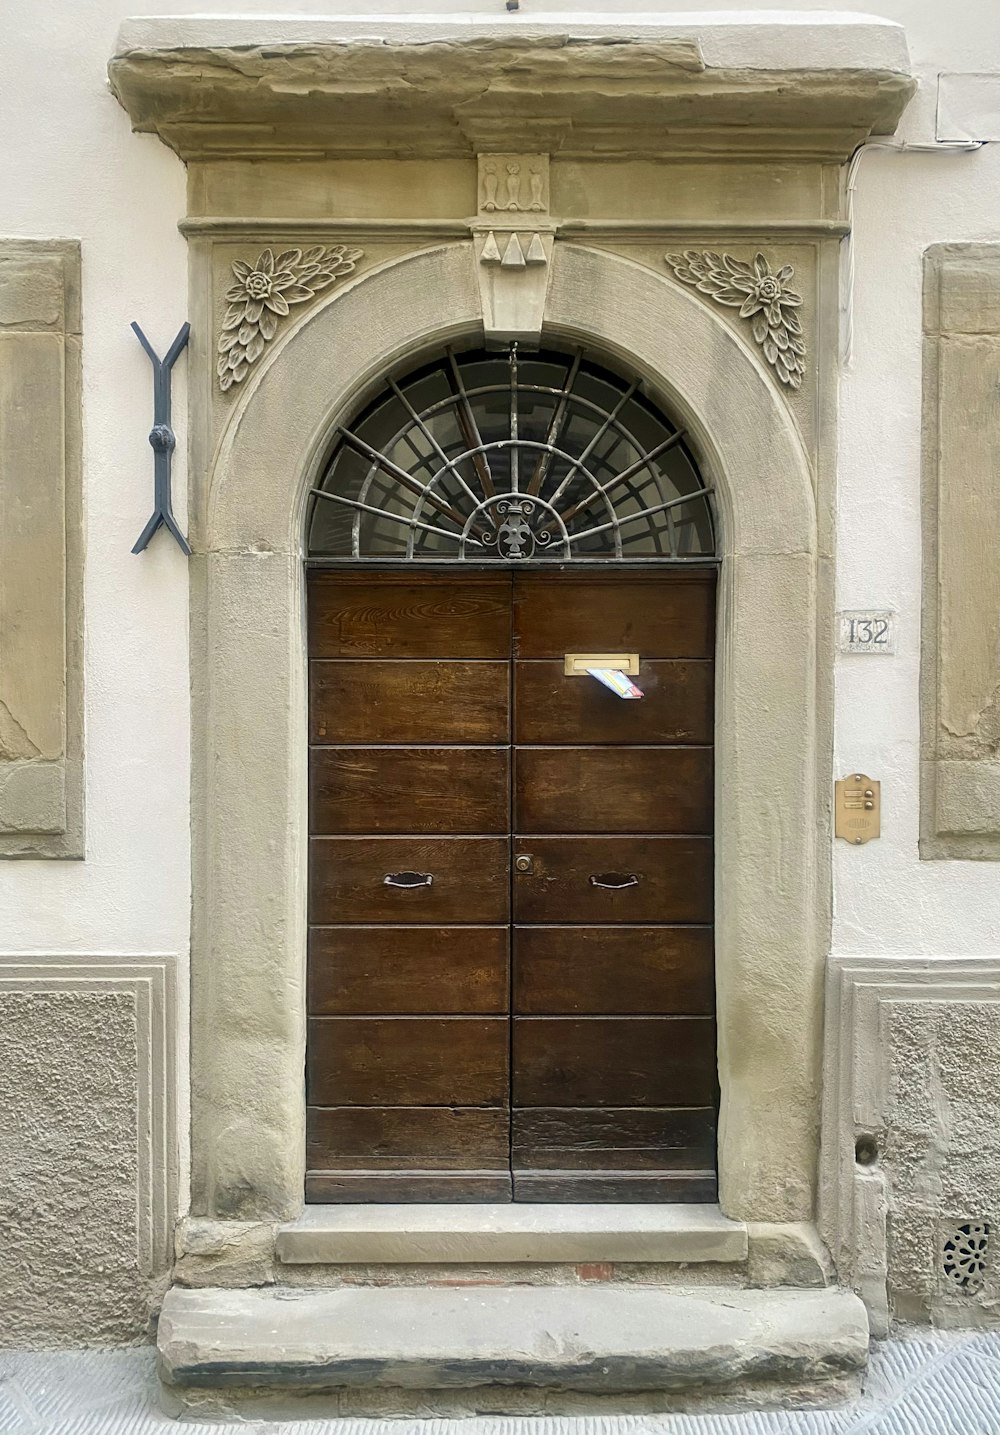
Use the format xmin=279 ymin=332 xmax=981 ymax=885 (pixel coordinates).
xmin=2 ymin=1329 xmax=1000 ymax=1435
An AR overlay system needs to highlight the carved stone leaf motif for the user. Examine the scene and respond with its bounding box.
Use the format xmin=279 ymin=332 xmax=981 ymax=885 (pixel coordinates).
xmin=664 ymin=250 xmax=806 ymax=389
xmin=217 ymin=244 xmax=364 ymax=391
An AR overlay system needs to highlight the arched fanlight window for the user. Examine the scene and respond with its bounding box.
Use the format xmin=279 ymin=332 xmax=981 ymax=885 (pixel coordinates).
xmin=307 ymin=344 xmax=716 ymax=562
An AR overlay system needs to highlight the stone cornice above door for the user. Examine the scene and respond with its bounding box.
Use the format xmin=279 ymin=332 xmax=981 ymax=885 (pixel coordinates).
xmin=109 ymin=13 xmax=915 ymax=165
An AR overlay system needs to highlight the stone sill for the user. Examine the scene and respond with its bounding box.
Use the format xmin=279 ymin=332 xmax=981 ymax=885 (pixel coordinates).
xmin=275 ymin=1202 xmax=749 ymax=1266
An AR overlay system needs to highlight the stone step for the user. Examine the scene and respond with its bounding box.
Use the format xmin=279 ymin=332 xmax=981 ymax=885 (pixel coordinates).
xmin=157 ymin=1283 xmax=869 ymax=1412
xmin=275 ymin=1201 xmax=749 ymax=1265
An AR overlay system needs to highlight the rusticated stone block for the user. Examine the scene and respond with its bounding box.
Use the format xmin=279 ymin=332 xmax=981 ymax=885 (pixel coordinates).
xmin=0 ymin=959 xmax=176 ymax=1346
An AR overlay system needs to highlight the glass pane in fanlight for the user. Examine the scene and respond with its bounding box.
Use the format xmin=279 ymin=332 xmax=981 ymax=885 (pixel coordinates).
xmin=308 ymin=344 xmax=715 ymax=562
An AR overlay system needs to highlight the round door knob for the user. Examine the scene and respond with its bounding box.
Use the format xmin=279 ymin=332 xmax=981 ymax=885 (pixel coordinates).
xmin=515 ymin=854 xmax=534 ymax=874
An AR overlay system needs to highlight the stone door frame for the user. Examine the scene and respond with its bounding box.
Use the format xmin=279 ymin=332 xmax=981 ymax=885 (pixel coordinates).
xmin=190 ymin=241 xmax=825 ymax=1234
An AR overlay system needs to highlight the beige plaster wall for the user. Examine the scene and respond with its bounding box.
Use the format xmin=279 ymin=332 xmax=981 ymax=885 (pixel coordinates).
xmin=0 ymin=2 xmax=190 ymax=1350
xmin=3 ymin=0 xmax=1000 ymax=1344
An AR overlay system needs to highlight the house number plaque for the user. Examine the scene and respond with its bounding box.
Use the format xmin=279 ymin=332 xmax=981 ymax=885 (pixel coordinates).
xmin=838 ymin=610 xmax=896 ymax=654
xmin=835 ymin=773 xmax=881 ymax=845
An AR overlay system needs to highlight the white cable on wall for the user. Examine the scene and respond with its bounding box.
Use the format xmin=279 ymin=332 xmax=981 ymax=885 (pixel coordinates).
xmin=840 ymin=137 xmax=986 ymax=365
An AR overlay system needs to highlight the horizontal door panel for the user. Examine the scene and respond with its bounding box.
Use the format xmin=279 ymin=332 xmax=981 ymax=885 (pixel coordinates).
xmin=515 ymin=747 xmax=712 ymax=834
xmin=311 ymin=661 xmax=509 ymax=744
xmin=308 ymin=1105 xmax=510 ymax=1170
xmin=512 ymin=838 xmax=712 ymax=924
xmin=514 ymin=660 xmax=713 ymax=745
xmin=309 ymin=573 xmax=511 ymax=658
xmin=513 ymin=1017 xmax=716 ymax=1106
xmin=308 ymin=1017 xmax=509 ymax=1105
xmin=512 ymin=1171 xmax=717 ymax=1202
xmin=514 ymin=927 xmax=714 ymax=1014
xmin=311 ymin=747 xmax=509 ymax=834
xmin=307 ymin=1171 xmax=512 ymax=1202
xmin=513 ymin=572 xmax=715 ymax=659
xmin=512 ymin=1106 xmax=717 ymax=1171
xmin=310 ymin=927 xmax=509 ymax=1015
xmin=310 ymin=837 xmax=510 ymax=924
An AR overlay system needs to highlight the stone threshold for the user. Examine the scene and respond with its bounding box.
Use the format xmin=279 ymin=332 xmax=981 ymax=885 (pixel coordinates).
xmin=276 ymin=1202 xmax=748 ymax=1266
xmin=157 ymin=1284 xmax=869 ymax=1414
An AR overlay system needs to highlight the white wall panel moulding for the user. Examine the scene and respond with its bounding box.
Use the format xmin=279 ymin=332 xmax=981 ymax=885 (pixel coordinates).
xmin=0 ymin=239 xmax=83 ymax=859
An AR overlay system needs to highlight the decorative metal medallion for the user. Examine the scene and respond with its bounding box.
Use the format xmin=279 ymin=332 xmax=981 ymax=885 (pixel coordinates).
xmin=308 ymin=345 xmax=716 ymax=563
xmin=664 ymin=251 xmax=806 ymax=389
xmin=941 ymin=1221 xmax=991 ymax=1294
xmin=217 ymin=245 xmax=363 ymax=391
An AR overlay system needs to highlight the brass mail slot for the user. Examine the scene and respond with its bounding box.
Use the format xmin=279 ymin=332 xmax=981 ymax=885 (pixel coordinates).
xmin=564 ymin=652 xmax=640 ymax=676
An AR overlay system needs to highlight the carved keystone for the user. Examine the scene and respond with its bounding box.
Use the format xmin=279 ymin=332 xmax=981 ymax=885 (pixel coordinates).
xmin=474 ymin=229 xmax=553 ymax=344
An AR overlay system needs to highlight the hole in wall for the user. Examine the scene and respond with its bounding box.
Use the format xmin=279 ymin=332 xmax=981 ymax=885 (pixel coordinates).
xmin=855 ymin=1133 xmax=879 ymax=1166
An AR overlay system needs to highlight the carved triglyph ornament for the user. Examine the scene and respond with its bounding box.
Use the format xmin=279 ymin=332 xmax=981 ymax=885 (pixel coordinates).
xmin=664 ymin=251 xmax=806 ymax=389
xmin=217 ymin=245 xmax=363 ymax=391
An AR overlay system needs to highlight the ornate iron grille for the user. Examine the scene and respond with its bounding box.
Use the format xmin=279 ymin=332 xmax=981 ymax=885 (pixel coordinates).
xmin=307 ymin=345 xmax=716 ymax=563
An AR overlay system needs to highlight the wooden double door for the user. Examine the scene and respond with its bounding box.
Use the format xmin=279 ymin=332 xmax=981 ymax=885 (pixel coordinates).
xmin=307 ymin=568 xmax=717 ymax=1202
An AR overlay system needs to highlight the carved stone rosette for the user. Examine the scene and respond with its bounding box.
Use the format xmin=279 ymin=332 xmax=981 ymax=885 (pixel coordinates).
xmin=217 ymin=244 xmax=363 ymax=391
xmin=664 ymin=250 xmax=806 ymax=389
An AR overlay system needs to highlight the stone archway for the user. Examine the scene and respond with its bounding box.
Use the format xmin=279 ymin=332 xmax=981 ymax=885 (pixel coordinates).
xmin=190 ymin=240 xmax=823 ymax=1235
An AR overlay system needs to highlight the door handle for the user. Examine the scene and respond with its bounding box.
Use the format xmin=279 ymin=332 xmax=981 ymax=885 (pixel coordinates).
xmin=589 ymin=872 xmax=639 ymax=889
xmin=384 ymin=871 xmax=433 ymax=888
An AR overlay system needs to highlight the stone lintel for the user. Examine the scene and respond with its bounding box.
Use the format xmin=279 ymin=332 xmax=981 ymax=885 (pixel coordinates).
xmin=109 ymin=14 xmax=915 ymax=164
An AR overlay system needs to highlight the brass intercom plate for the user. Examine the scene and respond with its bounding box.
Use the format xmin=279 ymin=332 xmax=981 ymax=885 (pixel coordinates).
xmin=564 ymin=652 xmax=640 ymax=676
xmin=835 ymin=773 xmax=881 ymax=845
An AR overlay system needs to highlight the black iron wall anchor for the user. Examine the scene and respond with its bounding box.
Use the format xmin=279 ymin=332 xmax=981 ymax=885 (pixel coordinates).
xmin=131 ymin=321 xmax=191 ymax=555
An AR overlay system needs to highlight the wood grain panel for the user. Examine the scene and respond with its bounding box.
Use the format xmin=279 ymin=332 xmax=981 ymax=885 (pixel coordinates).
xmin=309 ymin=572 xmax=511 ymax=659
xmin=513 ymin=927 xmax=714 ymax=1015
xmin=308 ymin=1017 xmax=509 ymax=1105
xmin=514 ymin=660 xmax=713 ymax=745
xmin=512 ymin=1017 xmax=716 ymax=1106
xmin=515 ymin=747 xmax=712 ymax=834
xmin=513 ymin=571 xmax=715 ymax=659
xmin=309 ymin=927 xmax=509 ymax=1015
xmin=512 ymin=837 xmax=713 ymax=924
xmin=308 ymin=1105 xmax=510 ymax=1169
xmin=307 ymin=1171 xmax=512 ymax=1202
xmin=310 ymin=837 xmax=510 ymax=924
xmin=512 ymin=1170 xmax=716 ymax=1202
xmin=512 ymin=1106 xmax=717 ymax=1170
xmin=304 ymin=565 xmax=719 ymax=1202
xmin=311 ymin=747 xmax=509 ymax=834
xmin=311 ymin=661 xmax=509 ymax=744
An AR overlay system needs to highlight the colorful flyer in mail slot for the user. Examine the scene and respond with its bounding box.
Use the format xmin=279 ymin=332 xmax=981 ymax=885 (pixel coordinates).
xmin=586 ymin=667 xmax=644 ymax=699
